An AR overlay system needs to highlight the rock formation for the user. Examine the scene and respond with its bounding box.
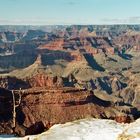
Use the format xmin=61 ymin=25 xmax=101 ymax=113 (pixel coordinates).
xmin=0 ymin=25 xmax=140 ymax=136
xmin=0 ymin=87 xmax=138 ymax=136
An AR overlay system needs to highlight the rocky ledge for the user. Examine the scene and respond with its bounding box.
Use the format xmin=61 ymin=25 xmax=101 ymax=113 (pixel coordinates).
xmin=0 ymin=87 xmax=139 ymax=136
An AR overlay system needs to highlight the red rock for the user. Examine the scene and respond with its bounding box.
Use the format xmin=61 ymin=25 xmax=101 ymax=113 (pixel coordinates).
xmin=133 ymin=45 xmax=140 ymax=51
xmin=39 ymin=39 xmax=64 ymax=50
xmin=0 ymin=87 xmax=136 ymax=136
xmin=104 ymin=47 xmax=115 ymax=55
xmin=70 ymin=51 xmax=84 ymax=61
xmin=28 ymin=74 xmax=63 ymax=88
xmin=115 ymin=116 xmax=131 ymax=123
xmin=85 ymin=46 xmax=98 ymax=55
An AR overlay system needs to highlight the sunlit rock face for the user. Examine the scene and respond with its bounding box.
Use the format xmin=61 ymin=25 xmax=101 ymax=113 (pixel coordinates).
xmin=0 ymin=87 xmax=138 ymax=136
xmin=1 ymin=25 xmax=140 ymax=139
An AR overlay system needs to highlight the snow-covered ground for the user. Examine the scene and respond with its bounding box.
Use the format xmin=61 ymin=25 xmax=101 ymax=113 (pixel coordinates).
xmin=36 ymin=118 xmax=126 ymax=140
xmin=1 ymin=118 xmax=140 ymax=140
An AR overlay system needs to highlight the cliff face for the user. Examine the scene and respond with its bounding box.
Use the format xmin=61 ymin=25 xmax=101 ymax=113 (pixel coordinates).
xmin=1 ymin=27 xmax=140 ymax=73
xmin=0 ymin=31 xmax=22 ymax=43
xmin=39 ymin=36 xmax=115 ymax=55
xmin=39 ymin=38 xmax=64 ymax=50
xmin=0 ymin=25 xmax=140 ymax=137
xmin=0 ymin=74 xmax=64 ymax=90
xmin=0 ymin=87 xmax=138 ymax=136
xmin=0 ymin=51 xmax=37 ymax=72
xmin=28 ymin=74 xmax=63 ymax=88
xmin=0 ymin=88 xmax=16 ymax=134
xmin=0 ymin=77 xmax=30 ymax=90
xmin=113 ymin=34 xmax=140 ymax=46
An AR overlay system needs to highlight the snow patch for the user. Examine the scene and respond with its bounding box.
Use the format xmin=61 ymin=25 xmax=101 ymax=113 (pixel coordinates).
xmin=1 ymin=118 xmax=140 ymax=140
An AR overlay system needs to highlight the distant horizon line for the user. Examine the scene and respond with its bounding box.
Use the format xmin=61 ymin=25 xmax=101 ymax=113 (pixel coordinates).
xmin=0 ymin=24 xmax=140 ymax=26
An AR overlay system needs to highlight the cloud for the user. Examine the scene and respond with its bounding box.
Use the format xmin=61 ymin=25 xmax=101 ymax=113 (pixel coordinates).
xmin=0 ymin=19 xmax=40 ymax=25
xmin=102 ymin=17 xmax=140 ymax=24
xmin=0 ymin=18 xmax=78 ymax=25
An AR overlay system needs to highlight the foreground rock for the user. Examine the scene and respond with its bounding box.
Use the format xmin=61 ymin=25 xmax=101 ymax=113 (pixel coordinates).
xmin=0 ymin=87 xmax=139 ymax=136
xmin=117 ymin=118 xmax=140 ymax=140
xmin=32 ymin=118 xmax=140 ymax=140
xmin=1 ymin=118 xmax=140 ymax=140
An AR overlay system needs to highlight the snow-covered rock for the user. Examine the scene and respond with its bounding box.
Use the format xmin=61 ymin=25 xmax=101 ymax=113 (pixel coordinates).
xmin=1 ymin=118 xmax=140 ymax=140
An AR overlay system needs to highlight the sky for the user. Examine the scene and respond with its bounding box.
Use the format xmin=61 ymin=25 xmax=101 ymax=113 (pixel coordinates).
xmin=0 ymin=0 xmax=140 ymax=25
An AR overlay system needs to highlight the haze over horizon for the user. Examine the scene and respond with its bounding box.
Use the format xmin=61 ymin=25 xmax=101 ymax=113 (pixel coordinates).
xmin=0 ymin=0 xmax=140 ymax=25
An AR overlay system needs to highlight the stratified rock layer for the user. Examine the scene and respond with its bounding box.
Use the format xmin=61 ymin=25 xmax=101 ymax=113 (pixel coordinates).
xmin=0 ymin=87 xmax=139 ymax=136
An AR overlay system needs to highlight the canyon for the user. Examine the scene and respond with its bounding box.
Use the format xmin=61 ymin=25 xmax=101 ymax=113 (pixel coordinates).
xmin=0 ymin=25 xmax=140 ymax=136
